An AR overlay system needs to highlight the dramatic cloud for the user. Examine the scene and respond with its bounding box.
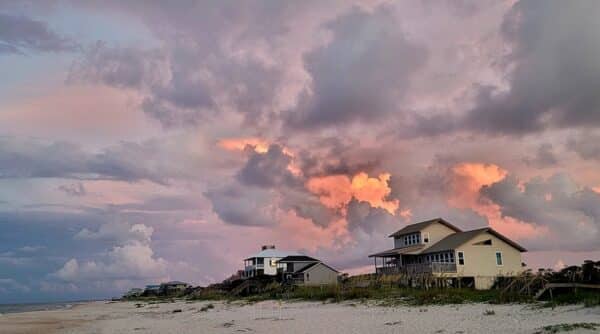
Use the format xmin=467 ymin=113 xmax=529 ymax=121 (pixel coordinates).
xmin=56 ymin=222 xmax=168 ymax=283
xmin=567 ymin=132 xmax=600 ymax=161
xmin=285 ymin=6 xmax=426 ymax=129
xmin=0 ymin=13 xmax=77 ymax=55
xmin=2 ymin=0 xmax=600 ymax=302
xmin=205 ymin=182 xmax=279 ymax=227
xmin=523 ymin=144 xmax=558 ymax=168
xmin=463 ymin=1 xmax=600 ymax=134
xmin=306 ymin=172 xmax=399 ymax=215
xmin=237 ymin=144 xmax=297 ymax=188
xmin=481 ymin=174 xmax=600 ymax=251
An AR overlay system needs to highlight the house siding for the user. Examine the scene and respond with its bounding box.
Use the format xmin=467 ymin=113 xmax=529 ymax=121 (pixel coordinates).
xmin=262 ymin=257 xmax=282 ymax=275
xmin=393 ymin=223 xmax=457 ymax=248
xmin=421 ymin=223 xmax=459 ymax=248
xmin=454 ymin=232 xmax=524 ymax=289
xmin=303 ymin=263 xmax=338 ymax=285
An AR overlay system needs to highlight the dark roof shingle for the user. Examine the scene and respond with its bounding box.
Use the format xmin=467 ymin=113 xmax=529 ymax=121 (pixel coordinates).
xmin=422 ymin=227 xmax=527 ymax=253
xmin=388 ymin=218 xmax=462 ymax=238
xmin=278 ymin=255 xmax=319 ymax=263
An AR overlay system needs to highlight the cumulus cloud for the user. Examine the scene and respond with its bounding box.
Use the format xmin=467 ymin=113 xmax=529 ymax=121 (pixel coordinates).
xmin=205 ymin=181 xmax=279 ymax=226
xmin=237 ymin=144 xmax=297 ymax=187
xmin=75 ymin=221 xmax=154 ymax=244
xmin=523 ymin=144 xmax=558 ymax=168
xmin=285 ymin=6 xmax=426 ymax=129
xmin=481 ymin=173 xmax=600 ymax=251
xmin=0 ymin=13 xmax=78 ymax=55
xmin=464 ymin=1 xmax=600 ymax=134
xmin=567 ymin=131 xmax=600 ymax=161
xmin=56 ymin=223 xmax=167 ymax=283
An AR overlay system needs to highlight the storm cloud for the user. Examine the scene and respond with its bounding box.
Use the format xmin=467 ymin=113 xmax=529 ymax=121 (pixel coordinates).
xmin=2 ymin=0 xmax=600 ymax=302
xmin=0 ymin=13 xmax=77 ymax=55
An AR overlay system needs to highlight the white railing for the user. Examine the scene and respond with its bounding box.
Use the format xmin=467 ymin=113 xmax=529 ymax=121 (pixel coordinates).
xmin=376 ymin=262 xmax=457 ymax=275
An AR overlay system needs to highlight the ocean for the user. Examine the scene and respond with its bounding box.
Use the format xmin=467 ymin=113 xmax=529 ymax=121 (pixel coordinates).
xmin=0 ymin=300 xmax=92 ymax=314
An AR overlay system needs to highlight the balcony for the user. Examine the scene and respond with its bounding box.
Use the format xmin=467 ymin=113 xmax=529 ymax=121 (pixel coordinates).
xmin=376 ymin=262 xmax=457 ymax=275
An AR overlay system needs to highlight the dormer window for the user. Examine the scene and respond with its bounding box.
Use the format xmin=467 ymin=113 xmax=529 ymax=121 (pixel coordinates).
xmin=403 ymin=233 xmax=421 ymax=246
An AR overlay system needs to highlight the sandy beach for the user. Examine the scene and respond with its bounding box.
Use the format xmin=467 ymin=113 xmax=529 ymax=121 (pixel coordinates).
xmin=1 ymin=300 xmax=598 ymax=334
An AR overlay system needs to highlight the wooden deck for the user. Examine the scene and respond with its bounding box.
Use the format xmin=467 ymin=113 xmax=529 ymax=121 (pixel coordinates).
xmin=535 ymin=282 xmax=600 ymax=300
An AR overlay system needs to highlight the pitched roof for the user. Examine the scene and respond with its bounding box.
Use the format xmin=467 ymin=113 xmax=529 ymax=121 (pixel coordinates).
xmin=277 ymin=255 xmax=319 ymax=263
xmin=368 ymin=244 xmax=425 ymax=257
xmin=388 ymin=218 xmax=462 ymax=238
xmin=422 ymin=227 xmax=527 ymax=253
xmin=162 ymin=281 xmax=189 ymax=286
xmin=244 ymin=249 xmax=301 ymax=260
xmin=295 ymin=261 xmax=340 ymax=273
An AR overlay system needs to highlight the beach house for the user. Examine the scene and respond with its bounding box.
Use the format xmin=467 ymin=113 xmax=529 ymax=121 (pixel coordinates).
xmin=369 ymin=218 xmax=527 ymax=289
xmin=159 ymin=281 xmax=190 ymax=295
xmin=277 ymin=255 xmax=339 ymax=285
xmin=242 ymin=245 xmax=300 ymax=278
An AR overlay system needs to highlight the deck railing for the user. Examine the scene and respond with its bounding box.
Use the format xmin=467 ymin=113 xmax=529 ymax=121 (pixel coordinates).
xmin=376 ymin=262 xmax=457 ymax=275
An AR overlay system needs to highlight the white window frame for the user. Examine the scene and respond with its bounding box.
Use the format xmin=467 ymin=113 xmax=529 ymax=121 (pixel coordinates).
xmin=423 ymin=232 xmax=429 ymax=243
xmin=457 ymin=251 xmax=465 ymax=265
xmin=495 ymin=251 xmax=503 ymax=266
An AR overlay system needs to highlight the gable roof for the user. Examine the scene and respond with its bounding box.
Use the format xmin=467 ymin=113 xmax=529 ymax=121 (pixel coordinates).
xmin=295 ymin=261 xmax=339 ymax=273
xmin=388 ymin=218 xmax=462 ymax=238
xmin=278 ymin=255 xmax=319 ymax=263
xmin=422 ymin=227 xmax=527 ymax=253
xmin=245 ymin=249 xmax=301 ymax=260
xmin=368 ymin=244 xmax=425 ymax=257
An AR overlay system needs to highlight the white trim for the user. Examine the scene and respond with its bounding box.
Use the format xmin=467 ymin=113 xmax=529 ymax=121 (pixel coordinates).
xmin=495 ymin=251 xmax=503 ymax=266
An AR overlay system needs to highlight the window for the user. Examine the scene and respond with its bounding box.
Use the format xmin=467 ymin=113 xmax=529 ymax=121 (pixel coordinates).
xmin=270 ymin=259 xmax=277 ymax=267
xmin=457 ymin=252 xmax=465 ymax=265
xmin=496 ymin=252 xmax=503 ymax=266
xmin=306 ymin=273 xmax=310 ymax=281
xmin=423 ymin=233 xmax=429 ymax=243
xmin=256 ymin=258 xmax=264 ymax=265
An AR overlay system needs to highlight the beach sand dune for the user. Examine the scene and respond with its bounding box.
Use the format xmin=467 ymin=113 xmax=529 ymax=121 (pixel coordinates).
xmin=1 ymin=300 xmax=599 ymax=334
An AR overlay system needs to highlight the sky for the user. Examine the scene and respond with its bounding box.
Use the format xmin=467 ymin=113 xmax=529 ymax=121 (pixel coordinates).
xmin=1 ymin=0 xmax=599 ymax=304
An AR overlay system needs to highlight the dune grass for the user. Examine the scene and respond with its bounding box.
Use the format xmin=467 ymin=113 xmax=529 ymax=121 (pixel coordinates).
xmin=233 ymin=285 xmax=530 ymax=306
xmin=534 ymin=322 xmax=600 ymax=334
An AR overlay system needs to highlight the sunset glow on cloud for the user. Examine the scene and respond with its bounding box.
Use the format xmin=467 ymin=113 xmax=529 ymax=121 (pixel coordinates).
xmin=1 ymin=0 xmax=599 ymax=303
xmin=218 ymin=137 xmax=270 ymax=154
xmin=306 ymin=172 xmax=399 ymax=215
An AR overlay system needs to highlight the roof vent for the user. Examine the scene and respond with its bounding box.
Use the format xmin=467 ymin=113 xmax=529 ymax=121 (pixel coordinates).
xmin=261 ymin=245 xmax=276 ymax=250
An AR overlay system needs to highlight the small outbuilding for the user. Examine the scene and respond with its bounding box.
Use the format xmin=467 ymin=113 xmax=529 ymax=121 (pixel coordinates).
xmin=278 ymin=255 xmax=339 ymax=285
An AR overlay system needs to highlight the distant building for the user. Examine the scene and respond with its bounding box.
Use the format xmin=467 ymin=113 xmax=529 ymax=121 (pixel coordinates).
xmin=369 ymin=218 xmax=527 ymax=289
xmin=242 ymin=245 xmax=300 ymax=278
xmin=143 ymin=285 xmax=161 ymax=296
xmin=124 ymin=288 xmax=143 ymax=298
xmin=160 ymin=281 xmax=190 ymax=295
xmin=278 ymin=255 xmax=340 ymax=285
